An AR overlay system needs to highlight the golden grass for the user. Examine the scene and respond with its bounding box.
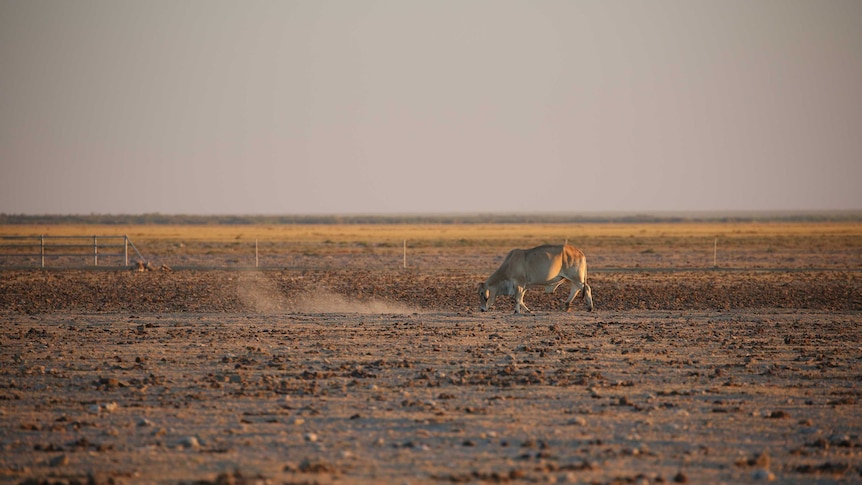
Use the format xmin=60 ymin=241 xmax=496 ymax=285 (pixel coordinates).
xmin=1 ymin=221 xmax=859 ymax=245
xmin=2 ymin=221 xmax=859 ymax=269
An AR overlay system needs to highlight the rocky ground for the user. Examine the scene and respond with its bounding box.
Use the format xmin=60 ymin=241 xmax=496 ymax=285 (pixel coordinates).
xmin=1 ymin=260 xmax=860 ymax=484
xmin=0 ymin=265 xmax=858 ymax=314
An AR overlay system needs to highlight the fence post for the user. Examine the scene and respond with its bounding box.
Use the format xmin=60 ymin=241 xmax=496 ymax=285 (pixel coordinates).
xmin=255 ymin=239 xmax=259 ymax=268
xmin=40 ymin=235 xmax=45 ymax=268
xmin=124 ymin=236 xmax=129 ymax=267
xmin=403 ymin=240 xmax=406 ymax=269
xmin=713 ymin=238 xmax=717 ymax=268
xmin=93 ymin=236 xmax=98 ymax=266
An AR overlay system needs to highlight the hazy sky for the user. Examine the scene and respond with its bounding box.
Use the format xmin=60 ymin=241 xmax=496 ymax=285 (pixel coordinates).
xmin=2 ymin=0 xmax=861 ymax=215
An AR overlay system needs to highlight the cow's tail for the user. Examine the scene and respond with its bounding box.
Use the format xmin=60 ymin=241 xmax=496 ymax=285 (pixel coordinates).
xmin=583 ymin=262 xmax=594 ymax=311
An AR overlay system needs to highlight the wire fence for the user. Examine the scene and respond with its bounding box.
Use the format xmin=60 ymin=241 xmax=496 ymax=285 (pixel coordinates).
xmin=0 ymin=235 xmax=147 ymax=269
xmin=0 ymin=235 xmax=858 ymax=272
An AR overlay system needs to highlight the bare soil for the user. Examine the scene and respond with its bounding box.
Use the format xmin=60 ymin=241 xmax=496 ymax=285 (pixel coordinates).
xmin=1 ymin=256 xmax=860 ymax=483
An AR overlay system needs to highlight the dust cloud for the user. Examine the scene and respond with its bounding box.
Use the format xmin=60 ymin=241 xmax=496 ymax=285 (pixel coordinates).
xmin=235 ymin=271 xmax=416 ymax=314
xmin=291 ymin=288 xmax=416 ymax=314
xmin=235 ymin=271 xmax=288 ymax=313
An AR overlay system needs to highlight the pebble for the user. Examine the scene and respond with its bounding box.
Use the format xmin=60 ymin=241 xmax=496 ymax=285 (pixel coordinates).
xmin=568 ymin=416 xmax=587 ymax=426
xmin=177 ymin=436 xmax=201 ymax=450
xmin=751 ymin=450 xmax=770 ymax=468
xmin=88 ymin=402 xmax=119 ymax=415
xmin=48 ymin=454 xmax=69 ymax=467
xmin=752 ymin=469 xmax=776 ymax=481
xmin=829 ymin=434 xmax=852 ymax=446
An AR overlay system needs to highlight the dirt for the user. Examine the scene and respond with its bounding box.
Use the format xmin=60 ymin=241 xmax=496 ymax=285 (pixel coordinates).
xmin=1 ymin=263 xmax=861 ymax=484
xmin=1 ymin=267 xmax=858 ymax=314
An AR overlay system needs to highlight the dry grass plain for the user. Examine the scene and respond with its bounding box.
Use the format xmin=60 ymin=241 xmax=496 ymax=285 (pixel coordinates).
xmin=2 ymin=221 xmax=860 ymax=270
xmin=1 ymin=221 xmax=861 ymax=484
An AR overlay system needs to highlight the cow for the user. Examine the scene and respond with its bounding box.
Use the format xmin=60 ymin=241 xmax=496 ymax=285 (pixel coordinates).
xmin=478 ymin=244 xmax=593 ymax=314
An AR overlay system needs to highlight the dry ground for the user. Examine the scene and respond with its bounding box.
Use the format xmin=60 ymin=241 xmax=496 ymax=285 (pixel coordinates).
xmin=1 ymin=222 xmax=860 ymax=484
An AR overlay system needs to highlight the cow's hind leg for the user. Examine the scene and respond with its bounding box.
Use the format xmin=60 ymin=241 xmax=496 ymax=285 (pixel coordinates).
xmin=514 ymin=286 xmax=531 ymax=314
xmin=563 ymin=280 xmax=587 ymax=312
xmin=544 ymin=280 xmax=565 ymax=293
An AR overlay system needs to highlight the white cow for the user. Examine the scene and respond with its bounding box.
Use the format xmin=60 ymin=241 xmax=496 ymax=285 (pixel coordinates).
xmin=478 ymin=244 xmax=593 ymax=314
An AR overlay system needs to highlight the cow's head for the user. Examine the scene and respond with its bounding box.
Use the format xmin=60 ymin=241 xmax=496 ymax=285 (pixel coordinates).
xmin=477 ymin=282 xmax=497 ymax=312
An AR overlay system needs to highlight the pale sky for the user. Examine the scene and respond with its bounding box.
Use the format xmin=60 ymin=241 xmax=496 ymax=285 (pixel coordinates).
xmin=1 ymin=0 xmax=861 ymax=215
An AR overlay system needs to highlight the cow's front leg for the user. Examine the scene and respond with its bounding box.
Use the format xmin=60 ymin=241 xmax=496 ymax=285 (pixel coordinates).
xmin=514 ymin=286 xmax=531 ymax=314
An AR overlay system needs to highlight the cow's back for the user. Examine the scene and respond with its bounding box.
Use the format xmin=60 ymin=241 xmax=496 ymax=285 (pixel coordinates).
xmin=487 ymin=248 xmax=526 ymax=284
xmin=559 ymin=244 xmax=586 ymax=268
xmin=487 ymin=244 xmax=586 ymax=286
xmin=521 ymin=244 xmax=568 ymax=284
